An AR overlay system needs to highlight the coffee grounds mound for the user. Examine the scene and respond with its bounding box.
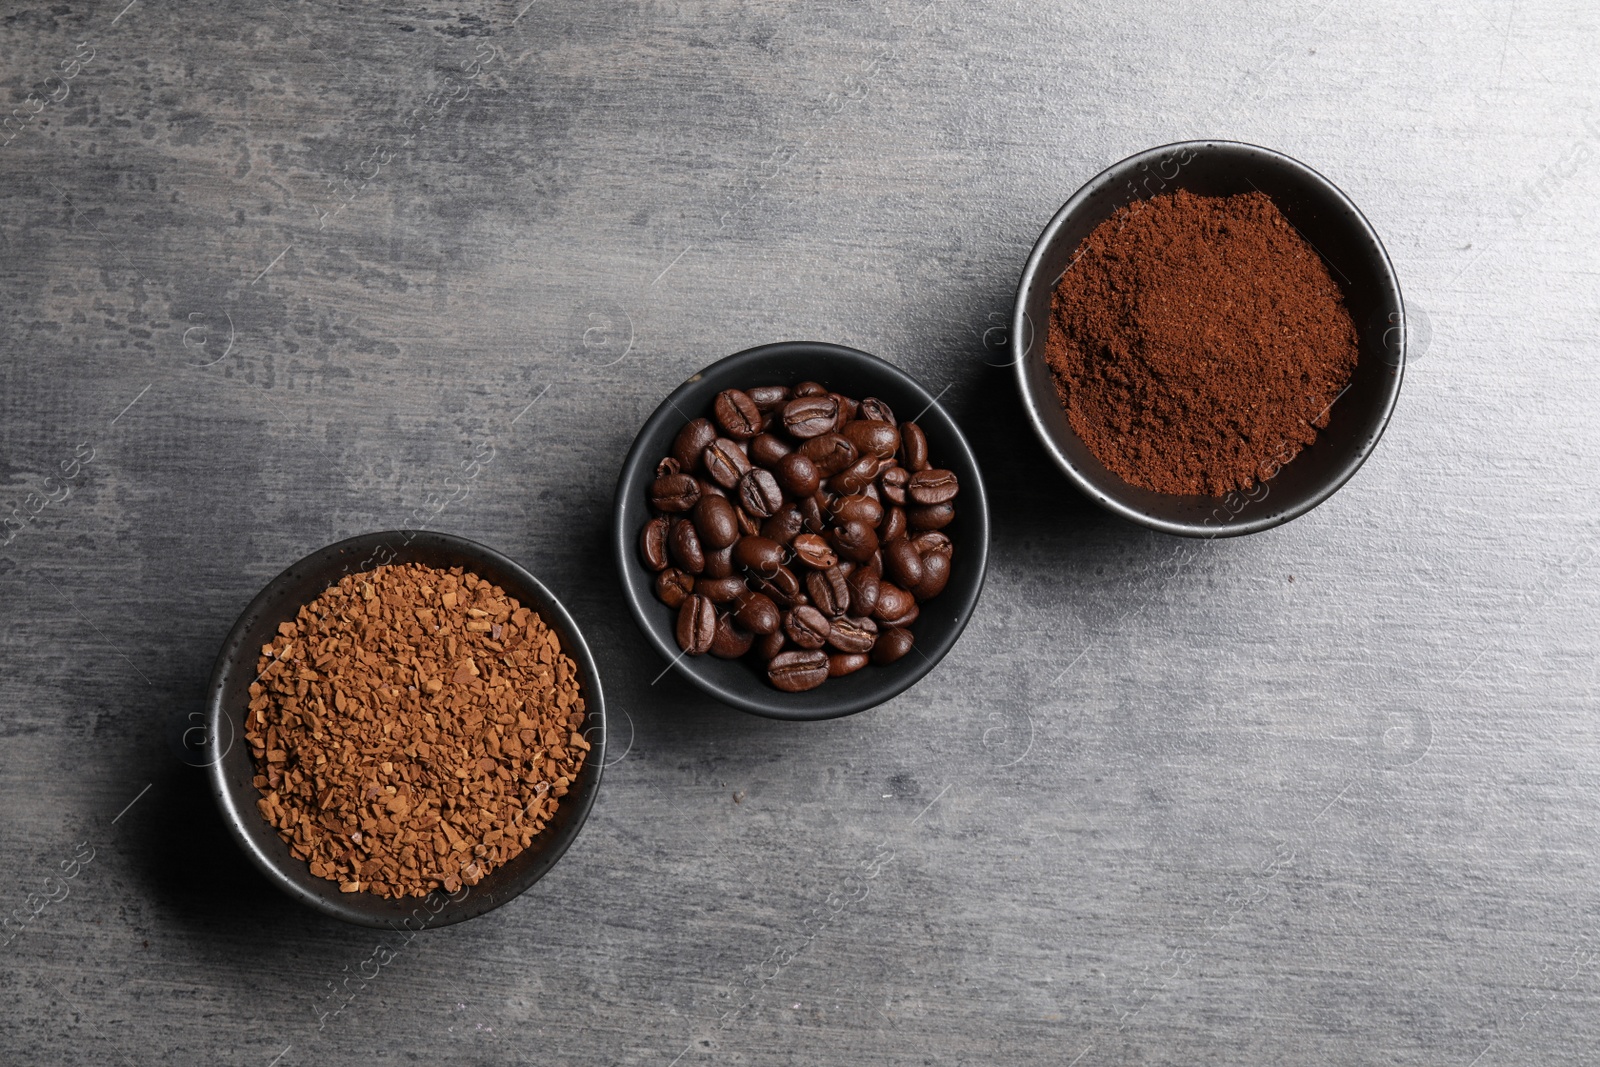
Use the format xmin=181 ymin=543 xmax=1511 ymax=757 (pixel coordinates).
xmin=245 ymin=562 xmax=590 ymax=899
xmin=1044 ymin=188 xmax=1359 ymax=497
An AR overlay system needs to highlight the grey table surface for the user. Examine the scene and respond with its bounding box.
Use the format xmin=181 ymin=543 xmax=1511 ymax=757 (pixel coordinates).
xmin=2 ymin=0 xmax=1598 ymax=1064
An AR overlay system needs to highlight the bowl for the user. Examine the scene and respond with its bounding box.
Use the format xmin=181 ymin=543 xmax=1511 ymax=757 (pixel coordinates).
xmin=1011 ymin=140 xmax=1405 ymax=537
xmin=204 ymin=530 xmax=606 ymax=929
xmin=613 ymin=342 xmax=990 ymax=720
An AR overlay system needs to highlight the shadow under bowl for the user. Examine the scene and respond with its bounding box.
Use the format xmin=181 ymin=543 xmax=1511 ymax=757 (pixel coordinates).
xmin=203 ymin=530 xmax=606 ymax=929
xmin=1011 ymin=139 xmax=1406 ymax=537
xmin=613 ymin=342 xmax=990 ymax=720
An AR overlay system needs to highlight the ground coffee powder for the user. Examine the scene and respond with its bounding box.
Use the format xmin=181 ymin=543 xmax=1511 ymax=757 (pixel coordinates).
xmin=1044 ymin=188 xmax=1359 ymax=496
xmin=246 ymin=562 xmax=589 ymax=899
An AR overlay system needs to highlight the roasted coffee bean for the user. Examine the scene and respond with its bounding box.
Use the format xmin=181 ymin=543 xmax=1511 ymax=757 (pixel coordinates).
xmin=805 ymin=566 xmax=850 ymax=617
xmin=750 ymin=564 xmax=802 ymax=606
xmin=676 ymin=595 xmax=717 ymax=655
xmin=828 ymin=652 xmax=870 ymax=678
xmin=734 ymin=591 xmax=781 ymax=635
xmin=776 ymin=453 xmax=821 ymax=497
xmin=879 ymin=465 xmax=909 ymax=506
xmin=846 ymin=568 xmax=881 ymax=618
xmin=655 ymin=456 xmax=682 ymax=478
xmin=752 ymin=629 xmax=787 ymax=661
xmin=826 ymin=615 xmax=878 ymax=654
xmin=693 ymin=494 xmax=740 ymax=549
xmin=749 ymin=432 xmax=792 ymax=468
xmin=828 ymin=454 xmax=879 ymax=495
xmin=696 ymin=574 xmax=748 ymax=604
xmin=859 ymin=397 xmax=896 ymax=424
xmin=768 ymin=649 xmax=829 ymax=692
xmin=910 ymin=530 xmax=953 ymax=558
xmin=828 ymin=493 xmax=883 ymax=528
xmin=842 ymin=419 xmax=900 ymax=460
xmin=908 ymin=468 xmax=959 ymax=505
xmin=881 ymin=505 xmax=908 ymax=543
xmin=703 ymin=544 xmax=736 ymax=579
xmin=783 ymin=605 xmax=831 ymax=650
xmin=907 ymin=501 xmax=955 ymax=530
xmin=830 ymin=393 xmax=858 ymax=428
xmin=733 ymin=535 xmax=786 ymax=576
xmin=713 ymin=389 xmax=763 ymax=439
xmin=881 ymin=601 xmax=919 ymax=629
xmin=669 ymin=518 xmax=706 ymax=574
xmin=793 ymin=380 xmax=828 ymax=397
xmin=872 ymin=581 xmax=915 ymax=623
xmin=710 ymin=615 xmax=755 ymax=659
xmin=738 ymin=469 xmax=784 ymax=518
xmin=872 ymin=626 xmax=915 ymax=665
xmin=649 ymin=472 xmax=700 ymax=512
xmin=791 ymin=532 xmax=838 ymax=570
xmin=761 ymin=503 xmax=805 ymax=546
xmin=898 ymin=421 xmax=930 ymax=472
xmin=798 ymin=493 xmax=827 ymax=534
xmin=702 ymin=438 xmax=753 ymax=489
xmin=782 ymin=395 xmax=840 ymax=439
xmin=863 ymin=550 xmax=884 ymax=579
xmin=798 ymin=433 xmax=857 ymax=477
xmin=830 ymin=520 xmax=880 ymax=564
xmin=883 ymin=536 xmax=925 ymax=590
xmin=640 ymin=515 xmax=671 ymax=571
xmin=912 ymin=549 xmax=951 ymax=599
xmin=735 ymin=506 xmax=761 ymax=538
xmin=748 ymin=385 xmax=792 ymax=414
xmin=672 ymin=418 xmax=718 ymax=471
xmin=655 ymin=568 xmax=696 ymax=609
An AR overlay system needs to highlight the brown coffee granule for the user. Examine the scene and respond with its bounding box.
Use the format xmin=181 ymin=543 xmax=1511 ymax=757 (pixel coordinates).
xmin=245 ymin=562 xmax=590 ymax=899
xmin=1044 ymin=188 xmax=1360 ymax=497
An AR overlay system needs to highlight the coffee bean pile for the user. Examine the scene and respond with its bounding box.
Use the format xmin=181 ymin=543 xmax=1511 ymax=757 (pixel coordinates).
xmin=639 ymin=382 xmax=960 ymax=692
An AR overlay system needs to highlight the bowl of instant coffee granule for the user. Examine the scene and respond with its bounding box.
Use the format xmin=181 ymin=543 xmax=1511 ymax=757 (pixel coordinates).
xmin=204 ymin=530 xmax=605 ymax=928
xmin=1011 ymin=140 xmax=1405 ymax=536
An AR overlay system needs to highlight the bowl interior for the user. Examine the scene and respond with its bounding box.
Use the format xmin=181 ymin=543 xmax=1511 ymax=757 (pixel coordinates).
xmin=205 ymin=530 xmax=606 ymax=929
xmin=613 ymin=342 xmax=990 ymax=720
xmin=1013 ymin=140 xmax=1405 ymax=536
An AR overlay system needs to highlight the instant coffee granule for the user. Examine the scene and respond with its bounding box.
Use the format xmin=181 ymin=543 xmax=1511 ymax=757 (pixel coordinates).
xmin=245 ymin=562 xmax=589 ymax=899
xmin=1044 ymin=188 xmax=1360 ymax=496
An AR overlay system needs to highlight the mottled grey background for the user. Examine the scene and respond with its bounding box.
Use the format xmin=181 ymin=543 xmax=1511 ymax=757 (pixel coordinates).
xmin=2 ymin=0 xmax=1597 ymax=1063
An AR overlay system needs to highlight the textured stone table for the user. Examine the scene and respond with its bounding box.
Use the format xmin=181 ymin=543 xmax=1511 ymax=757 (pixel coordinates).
xmin=3 ymin=1 xmax=1598 ymax=1064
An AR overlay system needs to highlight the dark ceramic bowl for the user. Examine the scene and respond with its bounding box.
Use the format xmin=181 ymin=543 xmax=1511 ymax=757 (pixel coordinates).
xmin=204 ymin=530 xmax=605 ymax=929
xmin=1012 ymin=140 xmax=1405 ymax=537
xmin=613 ymin=342 xmax=990 ymax=720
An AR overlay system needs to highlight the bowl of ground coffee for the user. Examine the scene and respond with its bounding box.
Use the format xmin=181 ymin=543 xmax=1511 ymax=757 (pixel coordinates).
xmin=205 ymin=530 xmax=605 ymax=928
xmin=1011 ymin=140 xmax=1405 ymax=536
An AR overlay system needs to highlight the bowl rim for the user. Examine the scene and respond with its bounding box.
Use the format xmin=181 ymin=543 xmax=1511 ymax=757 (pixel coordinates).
xmin=611 ymin=341 xmax=991 ymax=720
xmin=1010 ymin=138 xmax=1406 ymax=538
xmin=203 ymin=529 xmax=606 ymax=928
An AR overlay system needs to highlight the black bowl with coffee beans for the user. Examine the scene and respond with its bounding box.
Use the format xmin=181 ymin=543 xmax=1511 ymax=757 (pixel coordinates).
xmin=614 ymin=342 xmax=989 ymax=720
